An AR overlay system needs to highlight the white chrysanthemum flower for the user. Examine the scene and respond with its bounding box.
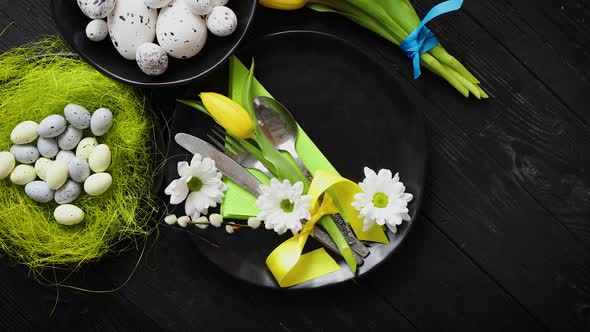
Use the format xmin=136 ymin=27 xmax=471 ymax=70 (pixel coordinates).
xmin=164 ymin=153 xmax=227 ymax=219
xmin=255 ymin=178 xmax=312 ymax=235
xmin=352 ymin=167 xmax=413 ymax=233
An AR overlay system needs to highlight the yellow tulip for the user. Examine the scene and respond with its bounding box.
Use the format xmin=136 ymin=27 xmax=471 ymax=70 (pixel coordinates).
xmin=258 ymin=0 xmax=308 ymax=10
xmin=200 ymin=92 xmax=254 ymax=139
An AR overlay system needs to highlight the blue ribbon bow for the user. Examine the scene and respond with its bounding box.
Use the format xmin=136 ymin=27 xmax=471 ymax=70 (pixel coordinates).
xmin=400 ymin=0 xmax=464 ymax=79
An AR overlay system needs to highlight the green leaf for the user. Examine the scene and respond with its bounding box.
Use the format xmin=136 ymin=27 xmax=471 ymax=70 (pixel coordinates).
xmin=177 ymin=99 xmax=209 ymax=115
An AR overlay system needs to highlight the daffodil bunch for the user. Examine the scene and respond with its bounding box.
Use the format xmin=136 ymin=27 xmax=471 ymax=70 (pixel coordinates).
xmin=259 ymin=0 xmax=488 ymax=99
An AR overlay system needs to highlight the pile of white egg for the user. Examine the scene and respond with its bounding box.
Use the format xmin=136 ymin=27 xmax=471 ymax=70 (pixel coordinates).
xmin=0 ymin=104 xmax=115 ymax=226
xmin=78 ymin=0 xmax=237 ymax=76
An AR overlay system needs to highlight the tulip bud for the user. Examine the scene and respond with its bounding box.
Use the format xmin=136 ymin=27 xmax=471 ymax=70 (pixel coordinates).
xmin=258 ymin=0 xmax=308 ymax=10
xmin=200 ymin=92 xmax=254 ymax=139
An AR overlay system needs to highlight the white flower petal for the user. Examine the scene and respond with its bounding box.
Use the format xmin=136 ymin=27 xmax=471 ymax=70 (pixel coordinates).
xmin=177 ymin=161 xmax=190 ymax=177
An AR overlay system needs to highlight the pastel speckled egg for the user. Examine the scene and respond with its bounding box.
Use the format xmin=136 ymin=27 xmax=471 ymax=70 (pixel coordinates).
xmin=56 ymin=150 xmax=76 ymax=164
xmin=37 ymin=137 xmax=59 ymax=158
xmin=10 ymin=164 xmax=36 ymax=186
xmin=212 ymin=0 xmax=228 ymax=5
xmin=58 ymin=126 xmax=83 ymax=151
xmin=86 ymin=19 xmax=109 ymax=42
xmin=38 ymin=114 xmax=67 ymax=138
xmin=55 ymin=180 xmax=82 ymax=204
xmin=144 ymin=0 xmax=173 ymax=8
xmin=68 ymin=157 xmax=91 ymax=183
xmin=185 ymin=0 xmax=213 ymax=15
xmin=88 ymin=144 xmax=112 ymax=172
xmin=10 ymin=144 xmax=39 ymax=164
xmin=77 ymin=0 xmax=116 ymax=19
xmin=64 ymin=104 xmax=91 ymax=130
xmin=156 ymin=0 xmax=207 ymax=59
xmin=54 ymin=204 xmax=84 ymax=225
xmin=84 ymin=172 xmax=112 ymax=196
xmin=11 ymin=121 xmax=39 ymax=144
xmin=90 ymin=108 xmax=113 ymax=136
xmin=136 ymin=43 xmax=169 ymax=76
xmin=107 ymin=0 xmax=158 ymax=60
xmin=0 ymin=151 xmax=16 ymax=180
xmin=76 ymin=137 xmax=98 ymax=160
xmin=206 ymin=6 xmax=237 ymax=37
xmin=46 ymin=159 xmax=69 ymax=190
xmin=34 ymin=157 xmax=53 ymax=181
xmin=25 ymin=181 xmax=55 ymax=203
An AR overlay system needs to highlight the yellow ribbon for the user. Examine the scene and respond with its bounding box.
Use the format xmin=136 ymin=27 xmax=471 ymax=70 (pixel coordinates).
xmin=266 ymin=170 xmax=388 ymax=287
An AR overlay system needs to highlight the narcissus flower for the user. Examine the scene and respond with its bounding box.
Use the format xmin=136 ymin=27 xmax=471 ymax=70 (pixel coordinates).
xmin=200 ymin=92 xmax=254 ymax=139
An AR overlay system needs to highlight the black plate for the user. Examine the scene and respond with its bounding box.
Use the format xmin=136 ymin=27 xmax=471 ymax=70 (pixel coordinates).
xmin=51 ymin=0 xmax=256 ymax=88
xmin=166 ymin=31 xmax=427 ymax=289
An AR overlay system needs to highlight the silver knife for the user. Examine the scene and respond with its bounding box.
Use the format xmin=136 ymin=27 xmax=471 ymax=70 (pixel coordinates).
xmin=174 ymin=133 xmax=363 ymax=266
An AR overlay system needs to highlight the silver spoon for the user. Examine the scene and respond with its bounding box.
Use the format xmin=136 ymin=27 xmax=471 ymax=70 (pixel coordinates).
xmin=253 ymin=96 xmax=370 ymax=258
xmin=253 ymin=96 xmax=312 ymax=180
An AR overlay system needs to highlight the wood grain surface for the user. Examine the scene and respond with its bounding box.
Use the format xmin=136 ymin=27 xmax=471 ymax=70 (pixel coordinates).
xmin=0 ymin=1 xmax=588 ymax=331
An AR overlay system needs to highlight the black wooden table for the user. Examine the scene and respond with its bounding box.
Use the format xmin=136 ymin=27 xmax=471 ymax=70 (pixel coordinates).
xmin=1 ymin=1 xmax=589 ymax=331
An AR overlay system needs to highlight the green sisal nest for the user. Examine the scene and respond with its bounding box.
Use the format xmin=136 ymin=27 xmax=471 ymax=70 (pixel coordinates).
xmin=0 ymin=38 xmax=157 ymax=274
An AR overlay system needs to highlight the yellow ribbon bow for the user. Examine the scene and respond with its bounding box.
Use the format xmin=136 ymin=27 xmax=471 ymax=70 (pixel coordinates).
xmin=266 ymin=170 xmax=388 ymax=287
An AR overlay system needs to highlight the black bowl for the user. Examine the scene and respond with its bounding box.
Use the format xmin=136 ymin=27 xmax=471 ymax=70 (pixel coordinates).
xmin=51 ymin=0 xmax=256 ymax=87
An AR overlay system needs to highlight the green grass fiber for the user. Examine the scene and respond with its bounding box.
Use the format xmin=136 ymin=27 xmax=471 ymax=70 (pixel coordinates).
xmin=0 ymin=37 xmax=156 ymax=273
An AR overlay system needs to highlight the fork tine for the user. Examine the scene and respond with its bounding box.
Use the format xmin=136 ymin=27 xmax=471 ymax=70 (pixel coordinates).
xmin=206 ymin=132 xmax=236 ymax=156
xmin=225 ymin=135 xmax=245 ymax=153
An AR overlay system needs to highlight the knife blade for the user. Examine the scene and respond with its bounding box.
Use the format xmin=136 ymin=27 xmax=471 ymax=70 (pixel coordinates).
xmin=174 ymin=133 xmax=363 ymax=266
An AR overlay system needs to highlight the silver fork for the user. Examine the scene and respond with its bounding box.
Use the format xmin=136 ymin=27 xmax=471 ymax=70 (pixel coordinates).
xmin=206 ymin=126 xmax=364 ymax=266
xmin=208 ymin=126 xmax=272 ymax=177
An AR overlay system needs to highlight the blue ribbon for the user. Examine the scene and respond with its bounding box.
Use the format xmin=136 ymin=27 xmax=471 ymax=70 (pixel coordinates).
xmin=400 ymin=0 xmax=464 ymax=79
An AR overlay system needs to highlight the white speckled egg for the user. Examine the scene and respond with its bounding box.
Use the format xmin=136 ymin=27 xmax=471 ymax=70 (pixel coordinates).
xmin=56 ymin=150 xmax=76 ymax=164
xmin=0 ymin=151 xmax=16 ymax=180
xmin=11 ymin=121 xmax=39 ymax=144
xmin=10 ymin=164 xmax=36 ymax=186
xmin=68 ymin=157 xmax=91 ymax=183
xmin=206 ymin=6 xmax=237 ymax=37
xmin=90 ymin=108 xmax=113 ymax=136
xmin=136 ymin=43 xmax=169 ymax=76
xmin=64 ymin=104 xmax=92 ymax=130
xmin=46 ymin=159 xmax=69 ymax=190
xmin=107 ymin=0 xmax=158 ymax=60
xmin=10 ymin=144 xmax=39 ymax=164
xmin=58 ymin=126 xmax=83 ymax=151
xmin=76 ymin=137 xmax=98 ymax=160
xmin=55 ymin=180 xmax=82 ymax=204
xmin=84 ymin=172 xmax=113 ymax=196
xmin=38 ymin=114 xmax=67 ymax=138
xmin=34 ymin=157 xmax=53 ymax=181
xmin=37 ymin=137 xmax=59 ymax=158
xmin=25 ymin=181 xmax=55 ymax=203
xmin=54 ymin=204 xmax=85 ymax=225
xmin=144 ymin=0 xmax=173 ymax=8
xmin=212 ymin=0 xmax=228 ymax=6
xmin=86 ymin=19 xmax=109 ymax=42
xmin=156 ymin=0 xmax=207 ymax=59
xmin=185 ymin=0 xmax=213 ymax=15
xmin=88 ymin=144 xmax=112 ymax=172
xmin=77 ymin=0 xmax=116 ymax=19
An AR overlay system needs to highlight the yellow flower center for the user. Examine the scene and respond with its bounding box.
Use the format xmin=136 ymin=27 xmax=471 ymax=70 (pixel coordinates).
xmin=372 ymin=193 xmax=389 ymax=208
xmin=187 ymin=177 xmax=203 ymax=192
xmin=280 ymin=199 xmax=294 ymax=212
